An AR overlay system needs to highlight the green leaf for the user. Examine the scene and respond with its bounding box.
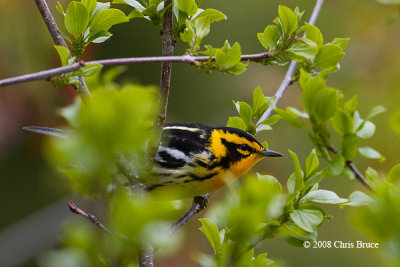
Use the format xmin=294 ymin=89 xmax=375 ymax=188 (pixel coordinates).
xmin=283 ymin=235 xmax=307 ymax=247
xmin=114 ymin=0 xmax=146 ymax=12
xmin=199 ymin=218 xmax=221 ymax=254
xmin=366 ymin=105 xmax=386 ymax=120
xmin=344 ymin=95 xmax=358 ymax=115
xmin=215 ymin=42 xmax=241 ymax=69
xmin=128 ymin=9 xmax=144 ymax=19
xmin=81 ymin=0 xmax=97 ymax=16
xmin=275 ymin=108 xmax=305 ymax=128
xmin=331 ymin=109 xmax=354 ymax=135
xmin=257 ymin=25 xmax=280 ymax=51
xmin=388 ymin=164 xmax=400 ymax=183
xmin=305 ymin=149 xmax=319 ymax=178
xmin=56 ymin=2 xmax=65 ymax=16
xmin=342 ymin=133 xmax=358 ymax=160
xmin=358 ymin=147 xmax=385 ymax=162
xmin=341 ymin=191 xmax=374 ymax=207
xmin=226 ymin=62 xmax=247 ymax=75
xmin=289 ymin=150 xmax=303 ymax=184
xmin=286 ymin=38 xmax=318 ymax=62
xmin=314 ymin=44 xmax=344 ymax=69
xmin=252 ymin=86 xmax=267 ymax=118
xmin=330 ymin=37 xmax=349 ymax=51
xmin=302 ymin=190 xmax=348 ymax=204
xmin=390 ymin=108 xmax=400 ymax=136
xmin=261 ymin=115 xmax=281 ymax=126
xmin=90 ymin=8 xmax=129 ymax=33
xmin=227 ymin=116 xmax=246 ymax=131
xmin=365 ymin=167 xmax=378 ymax=185
xmin=278 ymin=5 xmax=298 ymax=36
xmin=195 ymin=9 xmax=227 ymax=23
xmin=287 ymin=107 xmax=308 ymax=119
xmin=323 ymin=155 xmax=345 ymax=177
xmin=177 ymin=0 xmax=197 ymax=16
xmin=290 ymin=209 xmax=324 ymax=233
xmin=257 ymin=173 xmax=282 ymax=193
xmin=180 ymin=20 xmax=194 ymax=43
xmin=356 ymin=121 xmax=375 ymax=139
xmin=234 ymin=101 xmax=252 ymax=126
xmin=54 ymin=45 xmax=70 ymax=66
xmin=194 ymin=16 xmax=210 ymax=39
xmin=65 ymin=1 xmax=89 ymax=38
xmin=312 ymin=87 xmax=337 ymax=123
xmin=287 ymin=173 xmax=297 ymax=194
xmin=303 ymin=23 xmax=323 ymax=47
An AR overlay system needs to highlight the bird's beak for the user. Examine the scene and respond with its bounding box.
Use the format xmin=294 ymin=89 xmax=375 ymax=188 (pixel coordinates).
xmin=257 ymin=149 xmax=283 ymax=157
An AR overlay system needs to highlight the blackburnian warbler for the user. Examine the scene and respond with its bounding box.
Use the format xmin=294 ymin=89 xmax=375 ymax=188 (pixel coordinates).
xmin=23 ymin=123 xmax=282 ymax=199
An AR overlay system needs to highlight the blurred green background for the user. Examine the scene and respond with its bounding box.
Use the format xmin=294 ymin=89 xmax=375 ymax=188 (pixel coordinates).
xmin=0 ymin=0 xmax=399 ymax=266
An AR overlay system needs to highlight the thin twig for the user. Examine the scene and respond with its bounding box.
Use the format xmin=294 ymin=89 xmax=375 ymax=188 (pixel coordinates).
xmin=0 ymin=52 xmax=271 ymax=88
xmin=256 ymin=0 xmax=325 ymax=127
xmin=346 ymin=161 xmax=374 ymax=192
xmin=171 ymin=194 xmax=211 ymax=232
xmin=34 ymin=0 xmax=91 ymax=101
xmin=68 ymin=202 xmax=110 ymax=234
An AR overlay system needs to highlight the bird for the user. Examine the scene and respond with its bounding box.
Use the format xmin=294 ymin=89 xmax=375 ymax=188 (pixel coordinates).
xmin=23 ymin=123 xmax=283 ymax=199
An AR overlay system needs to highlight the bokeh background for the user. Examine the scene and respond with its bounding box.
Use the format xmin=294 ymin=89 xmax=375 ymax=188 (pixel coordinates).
xmin=0 ymin=0 xmax=399 ymax=266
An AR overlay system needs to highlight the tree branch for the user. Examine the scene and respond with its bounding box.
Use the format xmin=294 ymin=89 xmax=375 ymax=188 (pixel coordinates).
xmin=256 ymin=0 xmax=325 ymax=127
xmin=68 ymin=202 xmax=110 ymax=234
xmin=34 ymin=0 xmax=91 ymax=101
xmin=0 ymin=52 xmax=271 ymax=88
xmin=171 ymin=194 xmax=211 ymax=232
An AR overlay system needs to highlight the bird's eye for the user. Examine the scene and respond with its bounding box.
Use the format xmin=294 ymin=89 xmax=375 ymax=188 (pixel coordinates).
xmin=239 ymin=144 xmax=250 ymax=151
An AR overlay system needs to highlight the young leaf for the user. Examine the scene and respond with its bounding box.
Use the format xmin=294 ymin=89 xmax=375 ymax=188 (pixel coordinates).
xmin=314 ymin=44 xmax=344 ymax=69
xmin=341 ymin=191 xmax=374 ymax=207
xmin=65 ymin=1 xmax=89 ymax=38
xmin=331 ymin=109 xmax=354 ymax=136
xmin=261 ymin=115 xmax=281 ymax=126
xmin=252 ymin=86 xmax=267 ymax=118
xmin=56 ymin=2 xmax=65 ymax=16
xmin=358 ymin=147 xmax=385 ymax=162
xmin=330 ymin=37 xmax=350 ymax=51
xmin=302 ymin=190 xmax=348 ymax=204
xmin=366 ymin=105 xmax=386 ymax=120
xmin=356 ymin=121 xmax=376 ymax=139
xmin=390 ymin=108 xmax=400 ymax=136
xmin=290 ymin=209 xmax=324 ymax=233
xmin=388 ymin=164 xmax=400 ymax=183
xmin=303 ymin=23 xmax=323 ymax=47
xmin=199 ymin=218 xmax=221 ymax=254
xmin=54 ymin=45 xmax=70 ymax=66
xmin=312 ymin=87 xmax=337 ymax=123
xmin=278 ymin=5 xmax=298 ymax=36
xmin=237 ymin=102 xmax=252 ymax=126
xmin=195 ymin=9 xmax=227 ymax=23
xmin=285 ymin=38 xmax=318 ymax=62
xmin=215 ymin=42 xmax=241 ymax=69
xmin=257 ymin=25 xmax=280 ymax=51
xmin=305 ymin=149 xmax=319 ymax=178
xmin=90 ymin=9 xmax=129 ymax=34
xmin=275 ymin=108 xmax=305 ymax=128
xmin=289 ymin=150 xmax=303 ymax=183
xmin=81 ymin=0 xmax=97 ymax=16
xmin=194 ymin=16 xmax=210 ymax=39
xmin=177 ymin=0 xmax=198 ymax=17
xmin=322 ymin=155 xmax=345 ymax=177
xmin=342 ymin=133 xmax=358 ymax=160
xmin=227 ymin=117 xmax=246 ymax=131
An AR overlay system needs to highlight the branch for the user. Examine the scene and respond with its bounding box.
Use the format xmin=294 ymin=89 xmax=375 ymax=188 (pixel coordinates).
xmin=0 ymin=52 xmax=271 ymax=88
xmin=34 ymin=0 xmax=91 ymax=101
xmin=68 ymin=202 xmax=110 ymax=234
xmin=256 ymin=0 xmax=325 ymax=126
xmin=171 ymin=194 xmax=211 ymax=232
